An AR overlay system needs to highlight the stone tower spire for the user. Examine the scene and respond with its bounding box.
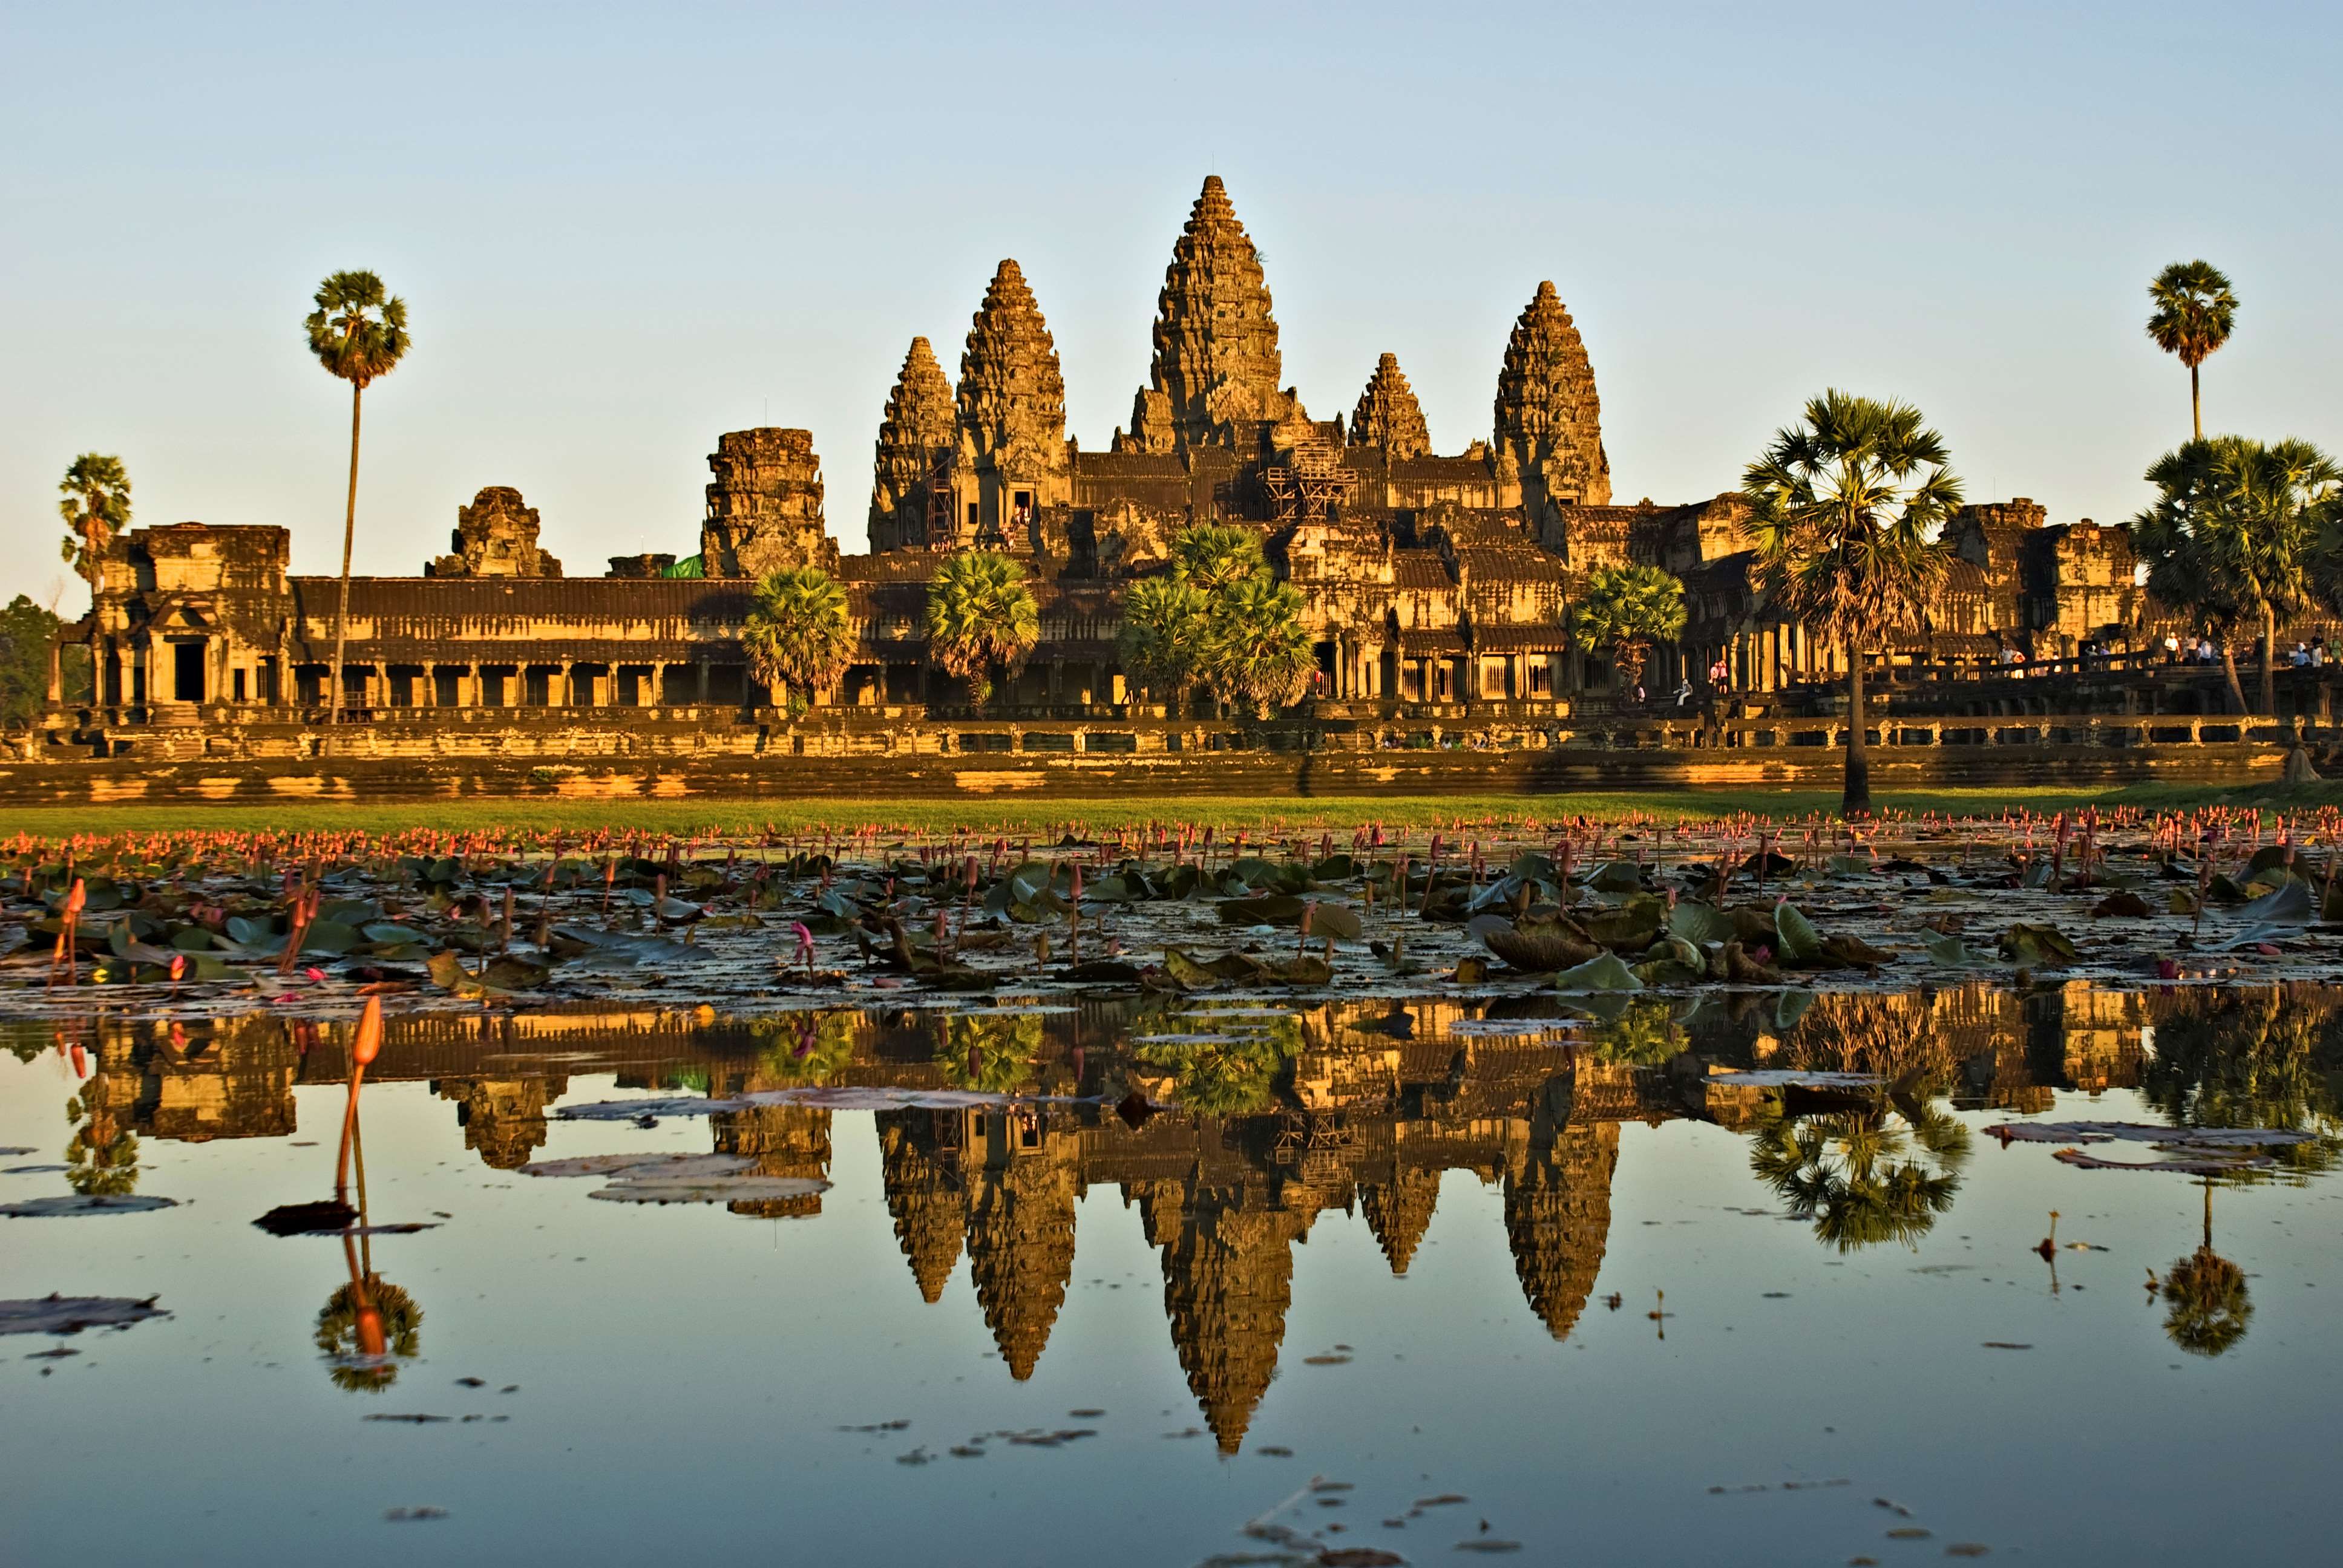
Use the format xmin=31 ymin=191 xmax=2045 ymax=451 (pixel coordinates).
xmin=1502 ymin=1121 xmax=1619 ymax=1340
xmin=1359 ymin=1163 xmax=1441 ymax=1275
xmin=1157 ymin=1188 xmax=1305 ymax=1455
xmin=1349 ymin=353 xmax=1432 ymax=459
xmin=965 ymin=1154 xmax=1076 ymax=1380
xmin=1493 ymin=281 xmax=1611 ymax=517
xmin=877 ymin=1110 xmax=966 ymax=1304
xmin=956 ymin=260 xmax=1067 ymax=485
xmin=1122 ymin=175 xmax=1296 ymax=455
xmin=868 ymin=336 xmax=957 ymax=552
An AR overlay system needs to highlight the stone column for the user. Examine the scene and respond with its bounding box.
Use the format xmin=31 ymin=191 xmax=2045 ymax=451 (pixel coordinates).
xmin=46 ymin=636 xmax=63 ymax=707
xmin=696 ymin=659 xmax=710 ymax=705
xmin=649 ymin=661 xmax=667 ymax=707
xmin=556 ymin=661 xmax=574 ymax=708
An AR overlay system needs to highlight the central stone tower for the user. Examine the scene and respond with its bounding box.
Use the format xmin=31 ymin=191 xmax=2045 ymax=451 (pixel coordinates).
xmin=1493 ymin=281 xmax=1612 ymax=538
xmin=1119 ymin=175 xmax=1298 ymax=455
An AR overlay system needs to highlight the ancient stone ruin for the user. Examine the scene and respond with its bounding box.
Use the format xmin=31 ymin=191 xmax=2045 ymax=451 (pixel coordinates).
xmin=701 ymin=428 xmax=836 ymax=578
xmin=22 ymin=171 xmax=2318 ymax=795
xmin=428 ymin=486 xmax=562 ymax=578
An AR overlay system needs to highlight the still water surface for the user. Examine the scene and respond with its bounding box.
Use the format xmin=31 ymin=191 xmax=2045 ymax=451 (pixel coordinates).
xmin=3 ymin=986 xmax=2339 ymax=1566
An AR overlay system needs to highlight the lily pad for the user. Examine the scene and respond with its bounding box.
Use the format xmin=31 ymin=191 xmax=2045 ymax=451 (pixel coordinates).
xmin=1553 ymin=952 xmax=1644 ymax=993
xmin=0 ymin=1295 xmax=169 ymax=1335
xmin=1772 ymin=903 xmax=1823 ymax=962
xmin=1 ymin=1195 xmax=179 ymax=1218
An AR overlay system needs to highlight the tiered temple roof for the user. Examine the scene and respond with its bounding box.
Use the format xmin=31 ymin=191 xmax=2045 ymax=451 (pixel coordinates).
xmin=1350 ymin=353 xmax=1432 ymax=459
xmin=1122 ymin=175 xmax=1295 ymax=455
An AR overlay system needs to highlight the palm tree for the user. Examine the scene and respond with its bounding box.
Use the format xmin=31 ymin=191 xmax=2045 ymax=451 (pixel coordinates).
xmin=1201 ymin=573 xmax=1316 ymax=716
xmin=741 ymin=565 xmax=854 ymax=711
xmin=1116 ymin=575 xmax=1211 ymax=710
xmin=56 ymin=453 xmax=131 ymax=589
xmin=1570 ymin=563 xmax=1688 ymax=695
xmin=2147 ymin=260 xmax=2238 ymax=442
xmin=305 ymin=271 xmax=411 ymax=722
xmin=2129 ymin=436 xmax=2342 ymax=716
xmin=1740 ymin=391 xmax=1961 ymax=818
xmin=1170 ymin=521 xmax=1268 ymax=593
xmin=924 ymin=550 xmax=1038 ymax=707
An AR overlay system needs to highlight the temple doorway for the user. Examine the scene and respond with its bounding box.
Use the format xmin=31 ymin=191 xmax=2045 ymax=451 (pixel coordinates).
xmin=171 ymin=640 xmax=205 ymax=702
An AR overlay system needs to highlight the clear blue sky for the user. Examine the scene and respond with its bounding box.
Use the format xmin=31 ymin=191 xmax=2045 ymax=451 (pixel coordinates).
xmin=4 ymin=0 xmax=2336 ymax=605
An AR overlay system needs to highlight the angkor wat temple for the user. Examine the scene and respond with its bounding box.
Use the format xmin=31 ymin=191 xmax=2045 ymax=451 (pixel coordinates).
xmin=16 ymin=177 xmax=2333 ymax=798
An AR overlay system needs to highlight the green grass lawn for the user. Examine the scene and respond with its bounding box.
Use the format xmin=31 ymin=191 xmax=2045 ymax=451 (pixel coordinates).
xmin=5 ymin=780 xmax=2327 ymax=841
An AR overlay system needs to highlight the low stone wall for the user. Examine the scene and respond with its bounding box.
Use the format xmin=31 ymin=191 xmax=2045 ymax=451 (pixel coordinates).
xmin=0 ymin=730 xmax=2294 ymax=806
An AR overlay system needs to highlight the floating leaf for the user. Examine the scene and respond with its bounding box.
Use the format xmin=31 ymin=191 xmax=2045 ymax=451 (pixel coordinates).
xmin=1999 ymin=923 xmax=2079 ymax=967
xmin=1553 ymin=952 xmax=1645 ymax=993
xmin=1772 ymin=903 xmax=1823 ymax=962
xmin=2234 ymin=878 xmax=2313 ymax=928
xmin=1667 ymin=900 xmax=1737 ymax=947
xmin=1310 ymin=901 xmax=1363 ymax=941
xmin=0 ymin=1295 xmax=168 ymax=1335
xmin=1218 ymin=895 xmax=1308 ymax=926
xmin=1 ymin=1195 xmax=179 ymax=1218
xmin=1480 ymin=925 xmax=1598 ymax=973
xmin=1925 ymin=932 xmax=1990 ymax=967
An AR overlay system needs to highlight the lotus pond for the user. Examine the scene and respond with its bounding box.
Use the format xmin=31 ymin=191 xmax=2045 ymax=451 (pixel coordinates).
xmin=5 ymin=812 xmax=2343 ymax=1566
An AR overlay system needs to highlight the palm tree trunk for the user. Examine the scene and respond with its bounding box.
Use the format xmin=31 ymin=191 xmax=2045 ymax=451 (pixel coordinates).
xmin=2260 ymin=604 xmax=2277 ymax=719
xmin=2219 ymin=644 xmax=2247 ymax=716
xmin=2191 ymin=362 xmax=2202 ymax=443
xmin=1842 ymin=647 xmax=1872 ymax=819
xmin=329 ymin=384 xmax=363 ymax=725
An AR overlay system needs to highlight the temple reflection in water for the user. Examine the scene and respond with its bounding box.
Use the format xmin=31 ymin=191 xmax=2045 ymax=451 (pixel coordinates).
xmin=18 ymin=981 xmax=2340 ymax=1451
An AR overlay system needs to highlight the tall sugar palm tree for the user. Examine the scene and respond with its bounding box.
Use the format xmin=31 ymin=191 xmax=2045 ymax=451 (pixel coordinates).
xmin=1569 ymin=562 xmax=1687 ymax=695
xmin=1116 ymin=574 xmax=1211 ymax=710
xmin=1740 ymin=391 xmax=1961 ymax=818
xmin=1201 ymin=572 xmax=1315 ymax=716
xmin=1170 ymin=521 xmax=1268 ymax=593
xmin=306 ymin=271 xmax=410 ymax=720
xmin=2130 ymin=436 xmax=2342 ymax=716
xmin=924 ymin=550 xmax=1039 ymax=708
xmin=741 ymin=564 xmax=854 ymax=711
xmin=2147 ymin=260 xmax=2238 ymax=442
xmin=57 ymin=453 xmax=132 ymax=589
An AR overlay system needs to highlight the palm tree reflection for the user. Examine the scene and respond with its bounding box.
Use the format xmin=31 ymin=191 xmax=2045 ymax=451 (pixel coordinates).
xmin=935 ymin=1014 xmax=1043 ymax=1094
xmin=2160 ymin=1178 xmax=2252 ymax=1358
xmin=2144 ymin=987 xmax=2343 ymax=1181
xmin=1750 ymin=1096 xmax=1968 ymax=1252
xmin=64 ymin=1094 xmax=140 ymax=1197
